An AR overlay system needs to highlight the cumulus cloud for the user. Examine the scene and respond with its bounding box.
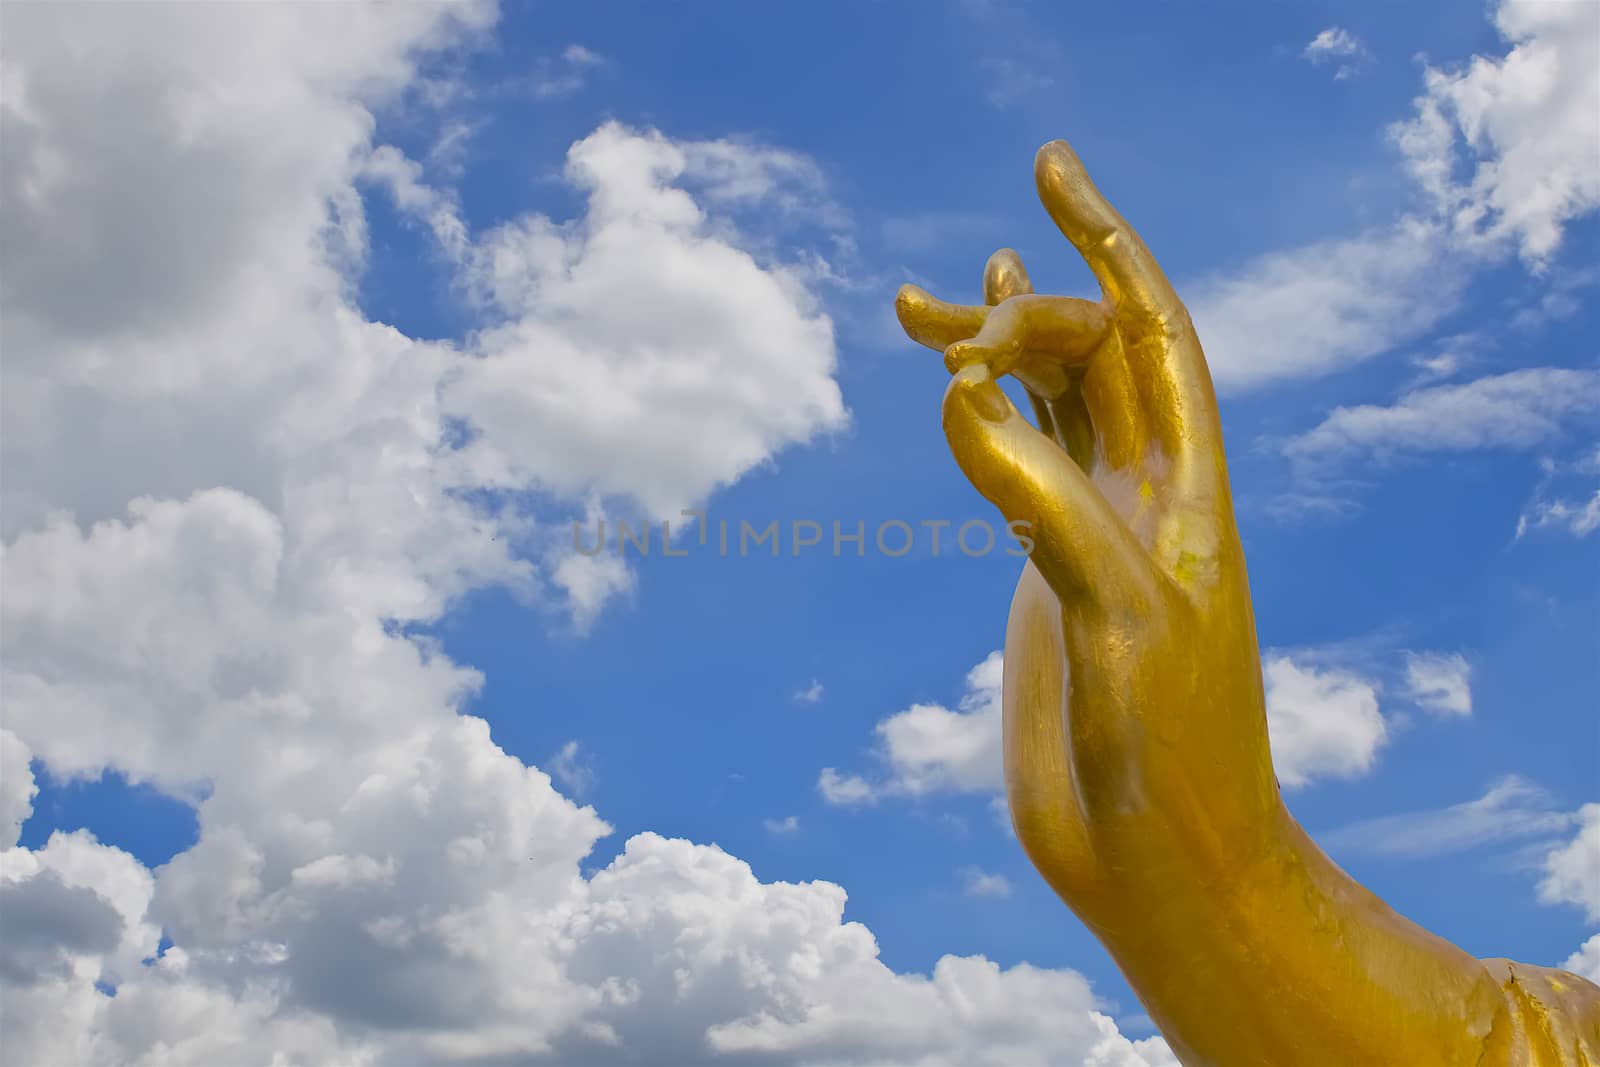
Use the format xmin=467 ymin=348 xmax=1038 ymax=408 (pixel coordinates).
xmin=1 ymin=730 xmax=36 ymax=849
xmin=0 ymin=0 xmax=524 ymax=622
xmin=526 ymin=833 xmax=1176 ymax=1066
xmin=1403 ymin=652 xmax=1473 ymax=717
xmin=1565 ymin=935 xmax=1600 ymax=984
xmin=1262 ymin=655 xmax=1387 ymax=789
xmin=0 ymin=867 xmax=127 ymax=986
xmin=1389 ymin=0 xmax=1600 ymax=266
xmin=875 ymin=652 xmax=1006 ymax=796
xmin=819 ymin=652 xmax=1004 ymax=804
xmin=1539 ymin=803 xmax=1600 ymax=922
xmin=4 ymin=824 xmax=1180 ymax=1066
xmin=0 ymin=830 xmax=161 ymax=995
xmin=3 ymin=6 xmax=845 ymax=631
xmin=793 ymin=679 xmax=825 ymax=704
xmin=0 ymin=3 xmax=1170 ymax=1063
xmin=446 ymin=121 xmax=848 ymax=520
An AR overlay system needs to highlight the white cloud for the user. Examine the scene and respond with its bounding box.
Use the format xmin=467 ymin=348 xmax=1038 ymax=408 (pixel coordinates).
xmin=3 ymin=0 xmax=846 ymax=635
xmin=426 ymin=119 xmax=482 ymax=176
xmin=1285 ymin=368 xmax=1600 ymax=467
xmin=821 ymin=652 xmax=1005 ymax=805
xmin=794 ymin=679 xmax=825 ymax=704
xmin=360 ymin=143 xmax=469 ymax=258
xmin=551 ymin=546 xmax=638 ymax=630
xmin=1303 ymin=27 xmax=1373 ymax=80
xmin=531 ymin=43 xmax=606 ymax=100
xmin=1190 ymin=0 xmax=1599 ymax=394
xmin=1403 ymin=651 xmax=1473 ymax=717
xmin=1512 ymin=266 xmax=1600 ymax=332
xmin=0 ymin=5 xmax=1177 ymax=1061
xmin=1410 ymin=351 xmax=1463 ymax=385
xmin=1518 ymin=448 xmax=1600 ymax=540
xmin=1539 ymin=803 xmax=1600 ymax=922
xmin=1304 ymin=27 xmax=1365 ymax=59
xmin=446 ymin=121 xmax=848 ymax=520
xmin=1321 ymin=776 xmax=1577 ymax=858
xmin=1564 ymin=935 xmax=1600 ymax=984
xmin=4 ymin=826 xmax=1181 ymax=1066
xmin=1262 ymin=655 xmax=1387 ymax=789
xmin=962 ymin=867 xmax=1013 ymax=899
xmin=1518 ymin=490 xmax=1600 ymax=539
xmin=564 ymin=43 xmax=603 ymax=67
xmin=817 ymin=768 xmax=878 ymax=807
xmin=548 ymin=740 xmax=597 ymax=797
xmin=679 ymin=138 xmax=834 ymax=217
xmin=1389 ymin=0 xmax=1600 ymax=265
xmin=1 ymin=730 xmax=36 ymax=850
xmin=1188 ymin=219 xmax=1465 ymax=392
xmin=875 ymin=652 xmax=1006 ymax=796
xmin=1333 ymin=793 xmax=1594 ymax=932
xmin=763 ymin=816 xmax=800 ymax=834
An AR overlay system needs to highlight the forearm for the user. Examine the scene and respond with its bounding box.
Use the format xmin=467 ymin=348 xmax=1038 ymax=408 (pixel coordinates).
xmin=1090 ymin=801 xmax=1507 ymax=1066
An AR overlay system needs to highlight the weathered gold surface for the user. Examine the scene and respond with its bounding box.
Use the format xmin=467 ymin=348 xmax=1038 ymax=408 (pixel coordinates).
xmin=896 ymin=139 xmax=1600 ymax=1066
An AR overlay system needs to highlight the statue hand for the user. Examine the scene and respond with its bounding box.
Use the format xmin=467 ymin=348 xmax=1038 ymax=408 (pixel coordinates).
xmin=896 ymin=140 xmax=1275 ymax=910
xmin=894 ymin=139 xmax=1600 ymax=1065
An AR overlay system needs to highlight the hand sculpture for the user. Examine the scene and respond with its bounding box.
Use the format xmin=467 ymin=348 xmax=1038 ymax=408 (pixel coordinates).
xmin=896 ymin=139 xmax=1600 ymax=1066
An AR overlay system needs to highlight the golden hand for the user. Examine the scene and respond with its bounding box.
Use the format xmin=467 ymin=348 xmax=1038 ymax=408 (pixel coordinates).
xmin=896 ymin=140 xmax=1600 ymax=1066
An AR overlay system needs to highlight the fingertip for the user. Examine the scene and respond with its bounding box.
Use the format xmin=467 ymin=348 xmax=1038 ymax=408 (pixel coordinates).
xmin=1035 ymin=139 xmax=1115 ymax=240
xmin=894 ymin=283 xmax=929 ymax=325
xmin=1033 ymin=140 xmax=1078 ymax=191
xmin=945 ymin=335 xmax=1024 ymax=378
xmin=983 ymin=248 xmax=1033 ymax=305
xmin=944 ymin=340 xmax=987 ymax=374
xmin=1034 ymin=138 xmax=1069 ymax=167
xmin=944 ymin=363 xmax=1014 ymax=425
xmin=894 ymin=284 xmax=948 ymax=350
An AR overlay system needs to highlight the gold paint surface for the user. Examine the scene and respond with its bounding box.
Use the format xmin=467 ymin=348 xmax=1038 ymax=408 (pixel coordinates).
xmin=896 ymin=139 xmax=1600 ymax=1066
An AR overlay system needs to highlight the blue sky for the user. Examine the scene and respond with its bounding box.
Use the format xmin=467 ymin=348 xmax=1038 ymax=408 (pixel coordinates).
xmin=4 ymin=1 xmax=1597 ymax=1062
